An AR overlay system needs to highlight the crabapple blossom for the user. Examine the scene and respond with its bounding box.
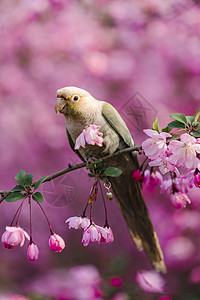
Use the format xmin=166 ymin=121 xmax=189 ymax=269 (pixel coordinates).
xmin=142 ymin=129 xmax=171 ymax=160
xmin=170 ymin=192 xmax=191 ymax=209
xmin=1 ymin=226 xmax=30 ymax=249
xmin=27 ymin=242 xmax=39 ymax=261
xmin=161 ymin=176 xmax=193 ymax=194
xmin=97 ymin=226 xmax=114 ymax=244
xmin=168 ymin=133 xmax=200 ymax=170
xmin=74 ymin=125 xmax=103 ymax=150
xmin=149 ymin=156 xmax=178 ymax=175
xmin=82 ymin=224 xmax=100 ymax=246
xmin=135 ymin=270 xmax=165 ymax=293
xmin=131 ymin=169 xmax=144 ymax=182
xmin=143 ymin=169 xmax=163 ymax=190
xmin=49 ymin=233 xmax=65 ymax=252
xmin=65 ymin=216 xmax=90 ymax=230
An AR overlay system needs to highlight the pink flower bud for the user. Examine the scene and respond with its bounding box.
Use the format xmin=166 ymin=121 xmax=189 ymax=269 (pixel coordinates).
xmin=131 ymin=169 xmax=144 ymax=182
xmin=109 ymin=276 xmax=123 ymax=287
xmin=170 ymin=192 xmax=191 ymax=209
xmin=1 ymin=226 xmax=30 ymax=249
xmin=27 ymin=243 xmax=39 ymax=261
xmin=49 ymin=233 xmax=65 ymax=252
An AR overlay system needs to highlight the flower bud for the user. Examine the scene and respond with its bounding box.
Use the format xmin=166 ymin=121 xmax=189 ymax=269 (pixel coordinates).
xmin=27 ymin=243 xmax=39 ymax=261
xmin=49 ymin=233 xmax=65 ymax=252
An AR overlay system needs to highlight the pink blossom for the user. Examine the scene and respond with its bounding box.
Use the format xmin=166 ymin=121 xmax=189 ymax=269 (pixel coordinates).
xmin=143 ymin=169 xmax=163 ymax=190
xmin=149 ymin=156 xmax=178 ymax=175
xmin=1 ymin=226 xmax=30 ymax=249
xmin=74 ymin=125 xmax=103 ymax=150
xmin=161 ymin=176 xmax=193 ymax=194
xmin=142 ymin=129 xmax=171 ymax=160
xmin=82 ymin=225 xmax=100 ymax=246
xmin=168 ymin=133 xmax=200 ymax=170
xmin=27 ymin=243 xmax=39 ymax=261
xmin=170 ymin=192 xmax=191 ymax=209
xmin=97 ymin=226 xmax=114 ymax=244
xmin=136 ymin=270 xmax=165 ymax=293
xmin=65 ymin=216 xmax=90 ymax=230
xmin=109 ymin=276 xmax=123 ymax=287
xmin=131 ymin=169 xmax=144 ymax=182
xmin=49 ymin=233 xmax=65 ymax=252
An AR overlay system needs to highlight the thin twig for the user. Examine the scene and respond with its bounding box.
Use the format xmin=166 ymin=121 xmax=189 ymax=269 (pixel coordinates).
xmin=0 ymin=145 xmax=142 ymax=201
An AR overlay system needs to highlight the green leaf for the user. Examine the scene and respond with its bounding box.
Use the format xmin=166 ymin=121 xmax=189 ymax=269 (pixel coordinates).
xmin=194 ymin=109 xmax=200 ymax=125
xmin=25 ymin=173 xmax=33 ymax=187
xmin=190 ymin=131 xmax=200 ymax=138
xmin=34 ymin=176 xmax=47 ymax=190
xmin=162 ymin=126 xmax=171 ymax=133
xmin=11 ymin=185 xmax=26 ymax=192
xmin=167 ymin=120 xmax=186 ymax=129
xmin=104 ymin=167 xmax=122 ymax=177
xmin=32 ymin=192 xmax=44 ymax=202
xmin=5 ymin=192 xmax=25 ymax=202
xmin=15 ymin=170 xmax=26 ymax=186
xmin=170 ymin=113 xmax=187 ymax=125
xmin=186 ymin=116 xmax=195 ymax=125
xmin=152 ymin=117 xmax=159 ymax=133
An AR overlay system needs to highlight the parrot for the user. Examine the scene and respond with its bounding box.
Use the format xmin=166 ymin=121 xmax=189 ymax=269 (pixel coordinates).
xmin=55 ymin=86 xmax=166 ymax=273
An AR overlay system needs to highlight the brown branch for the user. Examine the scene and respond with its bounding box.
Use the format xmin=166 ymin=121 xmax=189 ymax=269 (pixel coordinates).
xmin=0 ymin=145 xmax=142 ymax=202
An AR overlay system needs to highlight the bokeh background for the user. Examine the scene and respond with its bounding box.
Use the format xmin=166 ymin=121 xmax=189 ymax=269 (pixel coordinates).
xmin=0 ymin=0 xmax=200 ymax=299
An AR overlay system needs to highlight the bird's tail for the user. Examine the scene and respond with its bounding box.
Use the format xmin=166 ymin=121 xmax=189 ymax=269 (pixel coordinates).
xmin=107 ymin=151 xmax=166 ymax=273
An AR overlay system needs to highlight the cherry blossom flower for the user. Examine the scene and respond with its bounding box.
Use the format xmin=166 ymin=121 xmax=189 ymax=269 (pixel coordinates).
xmin=168 ymin=133 xmax=200 ymax=170
xmin=97 ymin=226 xmax=114 ymax=244
xmin=65 ymin=216 xmax=90 ymax=230
xmin=131 ymin=169 xmax=144 ymax=182
xmin=136 ymin=270 xmax=165 ymax=293
xmin=27 ymin=242 xmax=39 ymax=261
xmin=143 ymin=169 xmax=163 ymax=190
xmin=82 ymin=224 xmax=100 ymax=246
xmin=74 ymin=125 xmax=103 ymax=150
xmin=161 ymin=176 xmax=192 ymax=194
xmin=170 ymin=192 xmax=191 ymax=209
xmin=149 ymin=156 xmax=178 ymax=175
xmin=142 ymin=129 xmax=171 ymax=160
xmin=1 ymin=226 xmax=30 ymax=249
xmin=49 ymin=233 xmax=65 ymax=252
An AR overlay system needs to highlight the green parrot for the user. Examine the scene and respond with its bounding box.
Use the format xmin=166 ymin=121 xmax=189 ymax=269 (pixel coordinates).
xmin=55 ymin=86 xmax=166 ymax=273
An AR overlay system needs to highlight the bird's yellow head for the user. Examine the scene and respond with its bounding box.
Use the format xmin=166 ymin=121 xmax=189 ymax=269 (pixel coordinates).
xmin=55 ymin=86 xmax=92 ymax=119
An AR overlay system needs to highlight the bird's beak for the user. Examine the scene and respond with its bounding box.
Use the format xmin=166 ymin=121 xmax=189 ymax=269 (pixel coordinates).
xmin=55 ymin=97 xmax=67 ymax=115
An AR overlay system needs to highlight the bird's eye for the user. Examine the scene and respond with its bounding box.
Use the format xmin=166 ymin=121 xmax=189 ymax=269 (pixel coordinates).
xmin=71 ymin=95 xmax=80 ymax=103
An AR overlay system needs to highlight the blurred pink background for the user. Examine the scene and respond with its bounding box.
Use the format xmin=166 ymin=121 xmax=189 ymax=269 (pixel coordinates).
xmin=0 ymin=0 xmax=200 ymax=299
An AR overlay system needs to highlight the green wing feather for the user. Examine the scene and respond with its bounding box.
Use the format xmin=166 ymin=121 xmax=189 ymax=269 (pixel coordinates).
xmin=102 ymin=102 xmax=134 ymax=147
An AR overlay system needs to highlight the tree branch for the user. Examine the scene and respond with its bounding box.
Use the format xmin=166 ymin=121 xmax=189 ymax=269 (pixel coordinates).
xmin=0 ymin=145 xmax=142 ymax=202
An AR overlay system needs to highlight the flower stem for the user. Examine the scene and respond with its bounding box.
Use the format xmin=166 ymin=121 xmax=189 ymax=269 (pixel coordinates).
xmin=10 ymin=197 xmax=27 ymax=227
xmin=29 ymin=196 xmax=33 ymax=243
xmin=37 ymin=201 xmax=54 ymax=235
xmin=99 ymin=182 xmax=108 ymax=227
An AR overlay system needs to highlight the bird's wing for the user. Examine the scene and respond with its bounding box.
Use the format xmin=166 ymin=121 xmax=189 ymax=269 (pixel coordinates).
xmin=65 ymin=126 xmax=86 ymax=162
xmin=102 ymin=102 xmax=134 ymax=147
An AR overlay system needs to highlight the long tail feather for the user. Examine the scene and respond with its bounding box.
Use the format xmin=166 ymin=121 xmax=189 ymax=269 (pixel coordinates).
xmin=106 ymin=152 xmax=166 ymax=273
